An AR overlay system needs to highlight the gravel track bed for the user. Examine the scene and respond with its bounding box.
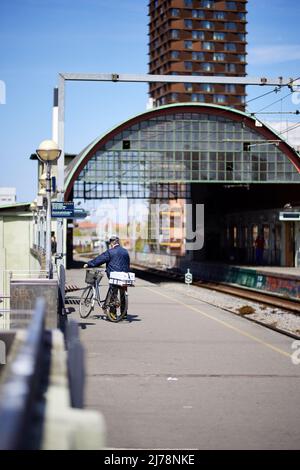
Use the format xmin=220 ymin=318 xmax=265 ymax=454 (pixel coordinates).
xmin=161 ymin=282 xmax=300 ymax=337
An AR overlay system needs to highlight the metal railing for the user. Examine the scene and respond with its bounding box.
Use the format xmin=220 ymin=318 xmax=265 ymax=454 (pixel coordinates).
xmin=129 ymin=250 xmax=178 ymax=270
xmin=66 ymin=320 xmax=85 ymax=409
xmin=0 ymin=298 xmax=46 ymax=450
xmin=0 ymin=270 xmax=49 ymax=329
xmin=0 ymin=292 xmax=104 ymax=449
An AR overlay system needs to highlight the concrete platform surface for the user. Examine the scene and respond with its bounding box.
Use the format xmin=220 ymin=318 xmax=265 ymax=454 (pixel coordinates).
xmin=66 ymin=269 xmax=300 ymax=450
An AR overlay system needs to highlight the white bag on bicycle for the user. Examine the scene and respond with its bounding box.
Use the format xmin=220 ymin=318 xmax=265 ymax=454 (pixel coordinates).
xmin=109 ymin=271 xmax=135 ymax=286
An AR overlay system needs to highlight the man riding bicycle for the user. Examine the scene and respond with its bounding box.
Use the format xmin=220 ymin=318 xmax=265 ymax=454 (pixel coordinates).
xmin=84 ymin=235 xmax=130 ymax=319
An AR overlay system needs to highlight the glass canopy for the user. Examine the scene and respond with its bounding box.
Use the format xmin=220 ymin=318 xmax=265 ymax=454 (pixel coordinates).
xmin=73 ymin=112 xmax=300 ymax=199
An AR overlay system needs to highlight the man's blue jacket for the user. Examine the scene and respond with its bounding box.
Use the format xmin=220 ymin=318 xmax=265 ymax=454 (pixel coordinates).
xmin=87 ymin=244 xmax=130 ymax=277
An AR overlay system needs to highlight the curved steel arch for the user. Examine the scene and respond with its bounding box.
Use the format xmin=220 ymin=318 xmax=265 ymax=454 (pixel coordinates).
xmin=64 ymin=103 xmax=300 ymax=201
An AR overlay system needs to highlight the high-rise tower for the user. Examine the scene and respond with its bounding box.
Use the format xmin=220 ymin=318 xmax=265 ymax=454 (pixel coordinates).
xmin=149 ymin=0 xmax=247 ymax=110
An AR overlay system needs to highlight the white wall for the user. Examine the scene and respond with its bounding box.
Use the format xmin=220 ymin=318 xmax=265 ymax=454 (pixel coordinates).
xmin=0 ymin=215 xmax=39 ymax=301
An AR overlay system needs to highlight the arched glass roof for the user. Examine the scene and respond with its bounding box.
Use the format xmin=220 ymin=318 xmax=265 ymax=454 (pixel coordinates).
xmin=65 ymin=103 xmax=300 ymax=200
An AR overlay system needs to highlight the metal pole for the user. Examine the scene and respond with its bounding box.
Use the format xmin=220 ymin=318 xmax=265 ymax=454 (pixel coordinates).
xmin=57 ymin=76 xmax=65 ymax=261
xmin=61 ymin=72 xmax=300 ymax=88
xmin=52 ymin=88 xmax=59 ymax=144
xmin=52 ymin=87 xmax=59 ymax=277
xmin=57 ymin=76 xmax=65 ymax=195
xmin=45 ymin=162 xmax=52 ymax=279
xmin=57 ymin=75 xmax=65 ymax=304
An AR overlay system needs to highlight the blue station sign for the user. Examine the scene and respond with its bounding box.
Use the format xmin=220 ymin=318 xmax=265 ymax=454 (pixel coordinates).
xmin=51 ymin=202 xmax=74 ymax=218
xmin=73 ymin=208 xmax=89 ymax=219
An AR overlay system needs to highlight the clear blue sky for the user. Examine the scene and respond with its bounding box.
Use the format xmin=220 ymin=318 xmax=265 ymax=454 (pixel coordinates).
xmin=1 ymin=0 xmax=300 ymax=202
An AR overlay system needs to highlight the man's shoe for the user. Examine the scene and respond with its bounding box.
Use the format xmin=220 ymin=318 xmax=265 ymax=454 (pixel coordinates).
xmin=109 ymin=308 xmax=117 ymax=321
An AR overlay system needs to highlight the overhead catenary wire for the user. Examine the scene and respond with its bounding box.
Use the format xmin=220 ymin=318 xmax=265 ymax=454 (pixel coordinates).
xmin=247 ymin=78 xmax=300 ymax=144
xmin=245 ymin=75 xmax=300 ymax=109
xmin=246 ymin=86 xmax=281 ymax=105
xmin=277 ymin=121 xmax=300 ymax=135
xmin=231 ymin=121 xmax=300 ymax=150
xmin=254 ymin=91 xmax=294 ymax=114
xmin=214 ymin=77 xmax=300 ymax=151
xmin=252 ymin=111 xmax=300 ymax=115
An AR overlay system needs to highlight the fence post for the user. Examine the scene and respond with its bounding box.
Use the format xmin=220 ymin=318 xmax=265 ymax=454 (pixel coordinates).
xmin=66 ymin=320 xmax=85 ymax=409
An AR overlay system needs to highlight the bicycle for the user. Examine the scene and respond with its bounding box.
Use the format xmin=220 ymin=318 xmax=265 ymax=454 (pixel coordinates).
xmin=79 ymin=268 xmax=129 ymax=322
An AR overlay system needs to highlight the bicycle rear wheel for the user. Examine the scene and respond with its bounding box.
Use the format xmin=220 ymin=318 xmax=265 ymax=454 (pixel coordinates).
xmin=105 ymin=286 xmax=128 ymax=322
xmin=79 ymin=285 xmax=95 ymax=318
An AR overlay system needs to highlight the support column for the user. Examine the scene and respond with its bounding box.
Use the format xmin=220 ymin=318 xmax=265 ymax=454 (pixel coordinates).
xmin=56 ymin=77 xmax=66 ymax=306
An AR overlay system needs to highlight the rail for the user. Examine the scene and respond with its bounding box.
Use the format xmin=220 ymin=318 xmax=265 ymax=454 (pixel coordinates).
xmin=0 ymin=298 xmax=46 ymax=450
xmin=0 ymin=269 xmax=53 ymax=329
xmin=132 ymin=263 xmax=300 ymax=312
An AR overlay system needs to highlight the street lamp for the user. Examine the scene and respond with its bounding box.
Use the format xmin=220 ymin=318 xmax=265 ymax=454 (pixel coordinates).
xmin=36 ymin=139 xmax=61 ymax=278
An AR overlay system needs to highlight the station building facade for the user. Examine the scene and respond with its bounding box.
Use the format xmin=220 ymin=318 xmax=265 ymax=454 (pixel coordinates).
xmin=64 ymin=103 xmax=300 ymax=268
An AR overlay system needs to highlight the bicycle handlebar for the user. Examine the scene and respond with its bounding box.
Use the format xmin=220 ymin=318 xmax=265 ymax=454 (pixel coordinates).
xmin=83 ymin=266 xmax=104 ymax=271
xmin=86 ymin=267 xmax=105 ymax=271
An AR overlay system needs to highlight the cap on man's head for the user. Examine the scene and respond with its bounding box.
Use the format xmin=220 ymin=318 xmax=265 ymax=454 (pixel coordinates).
xmin=109 ymin=235 xmax=120 ymax=244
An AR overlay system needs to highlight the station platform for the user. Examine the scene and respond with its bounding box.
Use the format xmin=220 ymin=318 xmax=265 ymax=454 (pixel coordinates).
xmin=66 ymin=268 xmax=300 ymax=450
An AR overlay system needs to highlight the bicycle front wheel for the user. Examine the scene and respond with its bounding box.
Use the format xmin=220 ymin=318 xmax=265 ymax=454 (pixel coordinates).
xmin=79 ymin=285 xmax=95 ymax=318
xmin=105 ymin=286 xmax=128 ymax=322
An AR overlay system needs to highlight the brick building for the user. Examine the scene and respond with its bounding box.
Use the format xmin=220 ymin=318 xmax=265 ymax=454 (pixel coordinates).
xmin=149 ymin=0 xmax=247 ymax=110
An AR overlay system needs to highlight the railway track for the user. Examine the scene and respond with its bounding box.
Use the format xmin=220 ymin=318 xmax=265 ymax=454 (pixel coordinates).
xmin=131 ymin=263 xmax=300 ymax=314
xmin=131 ymin=263 xmax=300 ymax=339
xmin=194 ymin=281 xmax=300 ymax=314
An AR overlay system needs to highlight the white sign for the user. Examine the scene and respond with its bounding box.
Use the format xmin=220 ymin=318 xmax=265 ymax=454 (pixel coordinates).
xmin=185 ymin=268 xmax=193 ymax=285
xmin=279 ymin=212 xmax=300 ymax=221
